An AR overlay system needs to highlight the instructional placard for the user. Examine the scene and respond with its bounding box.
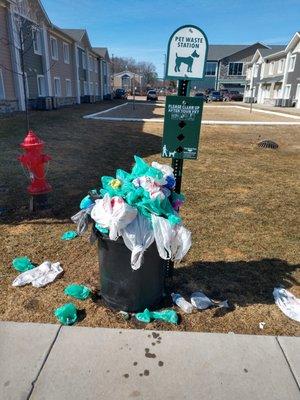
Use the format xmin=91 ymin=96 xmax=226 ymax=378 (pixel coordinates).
xmin=162 ymin=95 xmax=203 ymax=160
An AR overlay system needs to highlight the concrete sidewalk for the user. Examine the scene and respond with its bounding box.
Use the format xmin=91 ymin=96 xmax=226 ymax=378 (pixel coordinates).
xmin=0 ymin=322 xmax=299 ymax=400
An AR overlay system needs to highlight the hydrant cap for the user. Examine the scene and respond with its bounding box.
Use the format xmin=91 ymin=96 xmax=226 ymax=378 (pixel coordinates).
xmin=20 ymin=130 xmax=44 ymax=149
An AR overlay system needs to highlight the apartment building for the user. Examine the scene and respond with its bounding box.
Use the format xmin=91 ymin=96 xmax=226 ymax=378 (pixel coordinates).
xmin=0 ymin=0 xmax=112 ymax=113
xmin=244 ymin=32 xmax=300 ymax=108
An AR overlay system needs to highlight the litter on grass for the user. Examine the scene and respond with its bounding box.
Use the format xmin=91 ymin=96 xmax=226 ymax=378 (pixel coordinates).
xmin=64 ymin=284 xmax=91 ymax=300
xmin=259 ymin=322 xmax=266 ymax=329
xmin=71 ymin=156 xmax=192 ymax=270
xmin=171 ymin=293 xmax=193 ymax=313
xmin=190 ymin=291 xmax=229 ymax=310
xmin=61 ymin=230 xmax=78 ymax=241
xmin=54 ymin=303 xmax=77 ymax=325
xmin=135 ymin=308 xmax=178 ymax=324
xmin=12 ymin=261 xmax=63 ymax=288
xmin=12 ymin=256 xmax=34 ymax=272
xmin=273 ymin=287 xmax=300 ymax=322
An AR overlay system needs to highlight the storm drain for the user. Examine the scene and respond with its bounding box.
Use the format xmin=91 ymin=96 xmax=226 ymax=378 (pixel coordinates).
xmin=257 ymin=140 xmax=279 ymax=149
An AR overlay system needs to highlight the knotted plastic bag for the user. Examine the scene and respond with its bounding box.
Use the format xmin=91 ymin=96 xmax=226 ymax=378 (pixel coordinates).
xmin=64 ymin=284 xmax=91 ymax=300
xmin=54 ymin=303 xmax=77 ymax=325
xmin=12 ymin=256 xmax=34 ymax=272
xmin=61 ymin=230 xmax=78 ymax=240
xmin=91 ymin=194 xmax=137 ymax=240
xmin=135 ymin=308 xmax=178 ymax=324
xmin=121 ymin=214 xmax=154 ymax=270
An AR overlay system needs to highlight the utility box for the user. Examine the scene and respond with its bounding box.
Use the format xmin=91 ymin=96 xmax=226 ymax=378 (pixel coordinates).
xmin=162 ymin=95 xmax=204 ymax=160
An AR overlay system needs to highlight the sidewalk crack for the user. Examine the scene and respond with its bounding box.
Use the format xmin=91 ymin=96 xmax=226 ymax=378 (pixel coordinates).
xmin=275 ymin=336 xmax=300 ymax=392
xmin=26 ymin=325 xmax=62 ymax=400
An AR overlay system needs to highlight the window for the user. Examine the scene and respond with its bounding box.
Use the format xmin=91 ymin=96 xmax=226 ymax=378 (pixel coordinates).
xmin=95 ymin=82 xmax=98 ymax=95
xmin=94 ymin=59 xmax=98 ymax=73
xmin=66 ymin=79 xmax=72 ymax=97
xmin=228 ymin=62 xmax=243 ymax=76
xmin=288 ymin=55 xmax=296 ymax=72
xmin=63 ymin=42 xmax=70 ymax=64
xmin=37 ymin=75 xmax=46 ymax=97
xmin=83 ymin=81 xmax=88 ymax=95
xmin=89 ymin=56 xmax=93 ymax=71
xmin=0 ymin=69 xmax=5 ymax=99
xmin=89 ymin=82 xmax=93 ymax=94
xmin=82 ymin=52 xmax=86 ymax=69
xmin=205 ymin=62 xmax=217 ymax=76
xmin=32 ymin=28 xmax=42 ymax=55
xmin=50 ymin=37 xmax=58 ymax=60
xmin=54 ymin=77 xmax=61 ymax=97
xmin=253 ymin=64 xmax=259 ymax=78
xmin=284 ymin=84 xmax=291 ymax=99
xmin=278 ymin=59 xmax=285 ymax=74
xmin=269 ymin=61 xmax=275 ymax=75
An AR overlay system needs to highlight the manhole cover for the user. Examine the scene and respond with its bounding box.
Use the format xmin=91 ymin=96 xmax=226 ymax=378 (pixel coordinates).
xmin=258 ymin=140 xmax=279 ymax=149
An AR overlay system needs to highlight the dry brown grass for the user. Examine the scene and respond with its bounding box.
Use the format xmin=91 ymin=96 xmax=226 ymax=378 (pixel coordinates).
xmin=0 ymin=101 xmax=299 ymax=335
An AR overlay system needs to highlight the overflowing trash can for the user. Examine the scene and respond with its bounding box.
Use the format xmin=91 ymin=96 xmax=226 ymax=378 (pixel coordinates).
xmin=71 ymin=155 xmax=192 ymax=313
xmin=97 ymin=233 xmax=165 ymax=312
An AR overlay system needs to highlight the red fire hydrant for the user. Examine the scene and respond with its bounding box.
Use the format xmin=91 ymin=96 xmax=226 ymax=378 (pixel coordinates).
xmin=18 ymin=130 xmax=52 ymax=195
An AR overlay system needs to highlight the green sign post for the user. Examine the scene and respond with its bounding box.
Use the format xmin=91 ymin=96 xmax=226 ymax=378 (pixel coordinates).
xmin=163 ymin=25 xmax=208 ymax=276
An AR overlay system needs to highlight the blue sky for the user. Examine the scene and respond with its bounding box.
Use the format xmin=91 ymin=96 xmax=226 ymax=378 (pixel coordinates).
xmin=43 ymin=0 xmax=300 ymax=77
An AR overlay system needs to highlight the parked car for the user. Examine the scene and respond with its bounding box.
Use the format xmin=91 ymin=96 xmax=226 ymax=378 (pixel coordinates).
xmin=223 ymin=91 xmax=243 ymax=101
xmin=194 ymin=92 xmax=208 ymax=102
xmin=208 ymin=91 xmax=223 ymax=101
xmin=147 ymin=90 xmax=158 ymax=101
xmin=114 ymin=89 xmax=127 ymax=99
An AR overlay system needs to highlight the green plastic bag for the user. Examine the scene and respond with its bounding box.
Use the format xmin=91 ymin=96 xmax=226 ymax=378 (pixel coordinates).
xmin=135 ymin=308 xmax=178 ymax=324
xmin=95 ymin=223 xmax=109 ymax=235
xmin=12 ymin=257 xmax=34 ymax=272
xmin=54 ymin=303 xmax=77 ymax=325
xmin=61 ymin=230 xmax=78 ymax=241
xmin=64 ymin=284 xmax=91 ymax=300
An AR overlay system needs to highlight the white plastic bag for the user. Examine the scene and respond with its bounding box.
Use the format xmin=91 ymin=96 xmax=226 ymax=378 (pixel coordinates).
xmin=71 ymin=204 xmax=94 ymax=235
xmin=121 ymin=214 xmax=154 ymax=270
xmin=190 ymin=291 xmax=213 ymax=310
xmin=12 ymin=261 xmax=63 ymax=288
xmin=91 ymin=194 xmax=137 ymax=240
xmin=273 ymin=287 xmax=300 ymax=322
xmin=151 ymin=214 xmax=191 ymax=261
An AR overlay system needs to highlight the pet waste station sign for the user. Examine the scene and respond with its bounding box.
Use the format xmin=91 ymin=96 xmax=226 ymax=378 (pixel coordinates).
xmin=162 ymin=96 xmax=203 ymax=160
xmin=166 ymin=25 xmax=208 ymax=80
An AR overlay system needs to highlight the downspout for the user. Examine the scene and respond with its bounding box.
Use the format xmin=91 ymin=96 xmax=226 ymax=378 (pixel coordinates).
xmin=42 ymin=24 xmax=52 ymax=96
xmin=74 ymin=43 xmax=80 ymax=103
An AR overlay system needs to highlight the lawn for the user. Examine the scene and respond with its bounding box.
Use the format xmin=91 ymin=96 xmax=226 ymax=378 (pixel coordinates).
xmin=0 ymin=101 xmax=299 ymax=335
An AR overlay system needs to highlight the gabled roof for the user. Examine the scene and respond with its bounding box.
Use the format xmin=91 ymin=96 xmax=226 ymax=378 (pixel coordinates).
xmin=113 ymin=70 xmax=142 ymax=77
xmin=61 ymin=29 xmax=85 ymax=42
xmin=93 ymin=47 xmax=110 ymax=61
xmin=208 ymin=45 xmax=249 ymax=60
xmin=285 ymin=31 xmax=300 ymax=53
xmin=260 ymin=46 xmax=286 ymax=57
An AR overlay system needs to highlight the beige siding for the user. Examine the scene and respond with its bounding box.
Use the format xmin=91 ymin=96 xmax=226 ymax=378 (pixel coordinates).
xmin=0 ymin=5 xmax=16 ymax=100
xmin=47 ymin=31 xmax=76 ymax=98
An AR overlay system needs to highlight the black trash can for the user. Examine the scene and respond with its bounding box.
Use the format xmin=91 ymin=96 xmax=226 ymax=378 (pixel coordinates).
xmin=97 ymin=234 xmax=165 ymax=312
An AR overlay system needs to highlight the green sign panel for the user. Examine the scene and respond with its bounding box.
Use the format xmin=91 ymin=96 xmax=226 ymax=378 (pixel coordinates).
xmin=162 ymin=95 xmax=203 ymax=160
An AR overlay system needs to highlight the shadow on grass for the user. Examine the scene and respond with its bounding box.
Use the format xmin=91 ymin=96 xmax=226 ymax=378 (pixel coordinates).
xmin=171 ymin=258 xmax=300 ymax=307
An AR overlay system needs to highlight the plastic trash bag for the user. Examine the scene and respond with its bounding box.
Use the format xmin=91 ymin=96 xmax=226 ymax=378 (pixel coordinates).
xmin=54 ymin=303 xmax=77 ymax=325
xmin=12 ymin=261 xmax=63 ymax=288
xmin=61 ymin=230 xmax=78 ymax=240
xmin=12 ymin=256 xmax=34 ymax=272
xmin=171 ymin=293 xmax=193 ymax=313
xmin=80 ymin=195 xmax=94 ymax=210
xmin=151 ymin=214 xmax=191 ymax=261
xmin=121 ymin=214 xmax=154 ymax=270
xmin=273 ymin=287 xmax=300 ymax=322
xmin=71 ymin=205 xmax=94 ymax=235
xmin=190 ymin=292 xmax=213 ymax=310
xmin=94 ymin=223 xmax=109 ymax=235
xmin=151 ymin=161 xmax=175 ymax=189
xmin=64 ymin=284 xmax=91 ymax=300
xmin=135 ymin=308 xmax=178 ymax=324
xmin=91 ymin=194 xmax=137 ymax=241
xmin=131 ymin=156 xmax=164 ymax=183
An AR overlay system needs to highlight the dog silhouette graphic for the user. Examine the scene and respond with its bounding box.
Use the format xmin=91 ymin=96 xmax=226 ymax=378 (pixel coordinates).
xmin=174 ymin=50 xmax=199 ymax=73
